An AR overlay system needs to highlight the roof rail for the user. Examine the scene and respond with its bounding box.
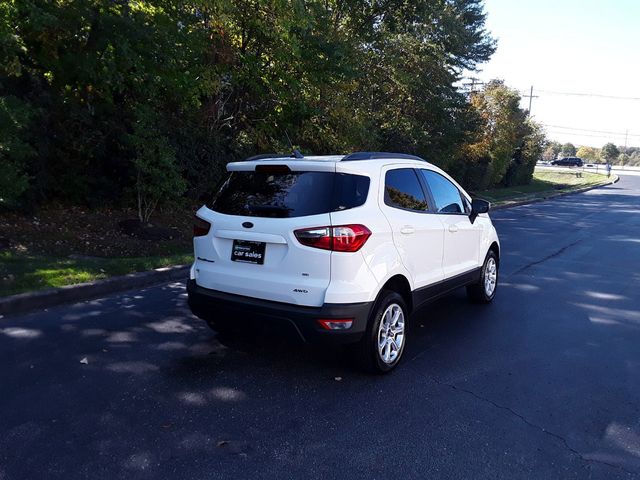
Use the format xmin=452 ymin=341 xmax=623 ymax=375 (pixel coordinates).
xmin=341 ymin=151 xmax=426 ymax=162
xmin=245 ymin=151 xmax=305 ymax=161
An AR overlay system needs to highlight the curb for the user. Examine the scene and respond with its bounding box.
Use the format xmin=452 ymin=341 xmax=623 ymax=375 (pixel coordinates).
xmin=491 ymin=175 xmax=619 ymax=210
xmin=0 ymin=264 xmax=190 ymax=317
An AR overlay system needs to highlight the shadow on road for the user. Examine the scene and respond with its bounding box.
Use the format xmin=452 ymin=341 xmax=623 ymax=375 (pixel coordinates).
xmin=1 ymin=178 xmax=640 ymax=478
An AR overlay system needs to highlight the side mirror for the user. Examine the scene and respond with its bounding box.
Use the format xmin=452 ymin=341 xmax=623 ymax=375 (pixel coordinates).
xmin=470 ymin=198 xmax=490 ymax=224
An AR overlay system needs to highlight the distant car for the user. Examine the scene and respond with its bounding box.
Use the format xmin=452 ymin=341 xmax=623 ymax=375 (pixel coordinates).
xmin=551 ymin=157 xmax=583 ymax=167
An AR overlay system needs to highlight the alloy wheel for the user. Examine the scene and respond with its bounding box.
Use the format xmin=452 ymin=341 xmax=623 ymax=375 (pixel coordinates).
xmin=377 ymin=303 xmax=405 ymax=364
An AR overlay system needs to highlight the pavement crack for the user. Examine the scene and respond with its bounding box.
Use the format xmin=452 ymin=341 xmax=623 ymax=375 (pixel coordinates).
xmin=429 ymin=377 xmax=637 ymax=476
xmin=509 ymin=239 xmax=581 ymax=277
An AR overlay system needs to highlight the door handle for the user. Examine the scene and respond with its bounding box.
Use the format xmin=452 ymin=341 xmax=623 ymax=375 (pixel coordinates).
xmin=400 ymin=226 xmax=415 ymax=235
xmin=448 ymin=225 xmax=459 ymax=233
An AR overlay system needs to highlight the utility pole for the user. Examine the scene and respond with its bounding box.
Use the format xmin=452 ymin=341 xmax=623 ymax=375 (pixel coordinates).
xmin=461 ymin=77 xmax=484 ymax=95
xmin=523 ymin=86 xmax=539 ymax=116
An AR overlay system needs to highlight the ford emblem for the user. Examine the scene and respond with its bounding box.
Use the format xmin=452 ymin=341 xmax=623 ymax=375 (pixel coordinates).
xmin=242 ymin=222 xmax=254 ymax=229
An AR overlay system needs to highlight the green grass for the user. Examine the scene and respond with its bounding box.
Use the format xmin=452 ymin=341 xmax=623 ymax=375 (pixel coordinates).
xmin=0 ymin=251 xmax=193 ymax=297
xmin=476 ymin=170 xmax=614 ymax=205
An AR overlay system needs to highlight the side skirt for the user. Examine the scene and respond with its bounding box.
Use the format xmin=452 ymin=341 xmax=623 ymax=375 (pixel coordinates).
xmin=411 ymin=267 xmax=482 ymax=310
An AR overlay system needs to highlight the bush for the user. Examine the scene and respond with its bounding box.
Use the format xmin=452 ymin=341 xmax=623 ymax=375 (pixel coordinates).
xmin=129 ymin=109 xmax=186 ymax=223
xmin=0 ymin=96 xmax=31 ymax=207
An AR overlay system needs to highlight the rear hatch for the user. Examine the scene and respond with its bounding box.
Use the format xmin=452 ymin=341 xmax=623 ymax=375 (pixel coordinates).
xmin=193 ymin=160 xmax=370 ymax=307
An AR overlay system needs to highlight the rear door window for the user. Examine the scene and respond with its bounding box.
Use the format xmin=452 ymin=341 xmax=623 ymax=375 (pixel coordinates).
xmin=211 ymin=171 xmax=370 ymax=218
xmin=384 ymin=168 xmax=429 ymax=211
xmin=419 ymin=170 xmax=465 ymax=214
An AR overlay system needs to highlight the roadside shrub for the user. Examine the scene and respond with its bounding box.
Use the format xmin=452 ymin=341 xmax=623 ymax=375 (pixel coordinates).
xmin=0 ymin=96 xmax=32 ymax=207
xmin=129 ymin=108 xmax=186 ymax=223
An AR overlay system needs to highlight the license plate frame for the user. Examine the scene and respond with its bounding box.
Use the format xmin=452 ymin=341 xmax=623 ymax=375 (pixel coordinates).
xmin=231 ymin=240 xmax=266 ymax=265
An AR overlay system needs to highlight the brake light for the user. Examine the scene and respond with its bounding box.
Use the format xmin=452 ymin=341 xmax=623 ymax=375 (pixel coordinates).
xmin=193 ymin=216 xmax=211 ymax=237
xmin=294 ymin=224 xmax=371 ymax=252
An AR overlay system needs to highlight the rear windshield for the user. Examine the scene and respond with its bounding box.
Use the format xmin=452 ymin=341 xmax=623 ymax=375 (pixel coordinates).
xmin=211 ymin=171 xmax=370 ymax=218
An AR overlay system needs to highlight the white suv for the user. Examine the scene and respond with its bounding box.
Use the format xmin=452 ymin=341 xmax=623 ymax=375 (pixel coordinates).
xmin=188 ymin=152 xmax=500 ymax=372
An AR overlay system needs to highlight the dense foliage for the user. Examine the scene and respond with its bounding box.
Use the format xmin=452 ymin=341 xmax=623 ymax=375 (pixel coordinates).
xmin=1 ymin=0 xmax=545 ymax=217
xmin=449 ymin=80 xmax=545 ymax=190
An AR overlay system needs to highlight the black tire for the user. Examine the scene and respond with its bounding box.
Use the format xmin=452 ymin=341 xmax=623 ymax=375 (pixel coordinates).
xmin=467 ymin=250 xmax=499 ymax=304
xmin=356 ymin=290 xmax=408 ymax=374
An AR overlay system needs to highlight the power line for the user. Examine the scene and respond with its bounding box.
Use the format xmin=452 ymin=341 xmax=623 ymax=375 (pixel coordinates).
xmin=545 ymin=130 xmax=629 ymax=140
xmin=545 ymin=131 xmax=640 ymax=147
xmin=519 ymin=89 xmax=640 ymax=102
xmin=542 ymin=124 xmax=640 ymax=137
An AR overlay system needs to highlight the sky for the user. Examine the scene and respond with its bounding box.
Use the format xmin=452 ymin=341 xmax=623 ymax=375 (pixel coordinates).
xmin=474 ymin=0 xmax=640 ymax=148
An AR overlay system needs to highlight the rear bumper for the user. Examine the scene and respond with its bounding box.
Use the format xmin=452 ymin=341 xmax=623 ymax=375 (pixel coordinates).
xmin=187 ymin=280 xmax=372 ymax=344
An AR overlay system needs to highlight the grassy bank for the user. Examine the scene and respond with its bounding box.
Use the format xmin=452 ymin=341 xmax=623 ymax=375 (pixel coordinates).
xmin=477 ymin=170 xmax=614 ymax=206
xmin=1 ymin=251 xmax=192 ymax=297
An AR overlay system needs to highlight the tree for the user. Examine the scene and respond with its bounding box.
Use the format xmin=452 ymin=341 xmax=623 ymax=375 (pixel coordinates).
xmin=504 ymin=120 xmax=546 ymax=186
xmin=457 ymin=80 xmax=537 ymax=189
xmin=629 ymin=151 xmax=640 ymax=166
xmin=576 ymin=146 xmax=600 ymax=162
xmin=1 ymin=0 xmax=499 ymax=214
xmin=561 ymin=143 xmax=576 ymax=156
xmin=542 ymin=146 xmax=557 ymax=162
xmin=129 ymin=108 xmax=186 ymax=223
xmin=0 ymin=96 xmax=31 ymax=206
xmin=617 ymin=153 xmax=629 ymax=166
xmin=0 ymin=0 xmax=208 ymax=209
xmin=548 ymin=141 xmax=562 ymax=157
xmin=601 ymin=143 xmax=620 ymax=162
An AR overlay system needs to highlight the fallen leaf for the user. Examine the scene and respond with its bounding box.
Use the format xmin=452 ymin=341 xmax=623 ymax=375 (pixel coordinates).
xmin=217 ymin=440 xmax=229 ymax=448
xmin=334 ymin=377 xmax=342 ymax=382
xmin=80 ymin=357 xmax=89 ymax=364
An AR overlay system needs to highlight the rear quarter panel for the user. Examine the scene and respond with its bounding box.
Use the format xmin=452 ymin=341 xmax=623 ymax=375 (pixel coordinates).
xmin=328 ymin=164 xmax=415 ymax=304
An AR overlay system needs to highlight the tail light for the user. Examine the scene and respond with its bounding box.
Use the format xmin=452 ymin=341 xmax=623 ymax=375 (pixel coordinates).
xmin=193 ymin=216 xmax=211 ymax=237
xmin=294 ymin=224 xmax=371 ymax=252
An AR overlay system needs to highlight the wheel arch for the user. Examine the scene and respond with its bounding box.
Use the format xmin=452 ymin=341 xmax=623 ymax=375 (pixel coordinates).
xmin=489 ymin=241 xmax=500 ymax=263
xmin=378 ymin=274 xmax=413 ymax=314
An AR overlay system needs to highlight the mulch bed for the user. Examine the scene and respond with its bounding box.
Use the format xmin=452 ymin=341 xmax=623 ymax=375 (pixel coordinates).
xmin=0 ymin=204 xmax=197 ymax=257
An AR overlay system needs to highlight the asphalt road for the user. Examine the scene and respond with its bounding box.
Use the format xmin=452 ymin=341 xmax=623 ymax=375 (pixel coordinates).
xmin=2 ymin=176 xmax=640 ymax=479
